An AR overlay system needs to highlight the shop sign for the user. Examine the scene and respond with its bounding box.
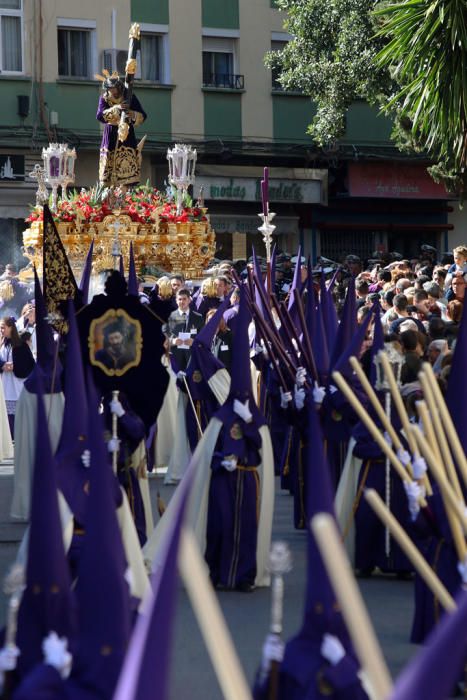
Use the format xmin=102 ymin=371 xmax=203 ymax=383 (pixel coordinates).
xmin=0 ymin=155 xmax=25 ymax=182
xmin=210 ymin=214 xmax=299 ymax=234
xmin=348 ymin=162 xmax=448 ymax=199
xmin=196 ymin=176 xmax=322 ymax=204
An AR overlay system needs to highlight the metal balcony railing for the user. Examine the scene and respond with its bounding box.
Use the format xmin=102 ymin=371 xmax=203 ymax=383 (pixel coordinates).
xmin=202 ymin=73 xmax=245 ymax=90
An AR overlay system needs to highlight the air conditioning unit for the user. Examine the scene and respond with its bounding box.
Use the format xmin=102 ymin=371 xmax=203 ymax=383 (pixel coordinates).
xmin=101 ymin=48 xmax=143 ymax=80
xmin=101 ymin=49 xmax=127 ymax=75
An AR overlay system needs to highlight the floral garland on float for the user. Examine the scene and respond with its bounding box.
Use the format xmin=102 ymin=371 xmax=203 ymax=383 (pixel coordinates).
xmin=22 ymin=145 xmax=216 ymax=279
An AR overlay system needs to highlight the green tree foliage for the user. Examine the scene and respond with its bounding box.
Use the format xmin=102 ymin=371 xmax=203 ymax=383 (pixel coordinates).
xmin=374 ymin=0 xmax=467 ymax=195
xmin=266 ymin=0 xmax=390 ymax=146
xmin=267 ymin=0 xmax=466 ymax=195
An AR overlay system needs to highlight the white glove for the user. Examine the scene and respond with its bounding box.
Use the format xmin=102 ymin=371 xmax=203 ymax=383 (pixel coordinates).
xmin=396 ymin=446 xmax=411 ymax=467
xmin=383 ymin=431 xmax=392 ymax=448
xmin=107 ymin=437 xmax=120 ymax=454
xmin=251 ymin=342 xmax=269 ymax=359
xmin=412 ymin=456 xmax=427 ymax=480
xmin=81 ymin=449 xmax=91 ymax=468
xmin=321 ymin=634 xmax=345 ymax=666
xmin=176 ymin=370 xmax=187 ymax=380
xmin=42 ymin=632 xmax=72 ymax=679
xmin=0 ymin=645 xmax=19 ymax=672
xmin=313 ymin=382 xmax=326 ymax=405
xmin=294 ymin=386 xmax=306 ymax=411
xmin=457 ymin=555 xmax=467 ymax=585
xmin=233 ymin=399 xmax=253 ymax=423
xmin=403 ymin=480 xmax=425 ymax=521
xmin=329 ymin=384 xmax=338 ymax=395
xmin=110 ymin=398 xmax=125 ymax=418
xmin=296 ymin=366 xmax=307 ymax=387
xmin=280 ymin=388 xmax=292 ymax=409
xmin=260 ymin=633 xmax=284 ymax=676
xmin=221 ymin=456 xmax=238 ymax=472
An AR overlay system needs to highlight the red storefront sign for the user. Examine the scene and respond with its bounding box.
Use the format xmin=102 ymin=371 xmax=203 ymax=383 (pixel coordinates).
xmin=348 ymin=162 xmax=448 ymax=199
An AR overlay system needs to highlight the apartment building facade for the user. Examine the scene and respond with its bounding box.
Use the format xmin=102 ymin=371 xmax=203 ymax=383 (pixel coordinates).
xmin=0 ymin=0 xmax=463 ymax=269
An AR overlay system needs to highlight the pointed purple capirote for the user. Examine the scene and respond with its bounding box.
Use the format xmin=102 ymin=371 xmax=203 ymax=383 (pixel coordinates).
xmin=287 ymin=246 xmax=302 ymax=313
xmin=267 ymin=244 xmax=277 ymax=294
xmin=226 ymin=285 xmax=253 ymax=399
xmin=314 ymin=306 xmax=330 ymax=386
xmin=215 ymin=287 xmax=265 ymax=459
xmin=114 ymin=456 xmax=197 ymax=700
xmin=24 ymin=267 xmax=62 ymax=394
xmin=128 ymin=242 xmax=138 ymax=297
xmin=308 ymin=277 xmax=330 ymax=385
xmin=369 ymin=303 xmax=385 ymax=386
xmin=333 ymin=301 xmax=376 ymax=379
xmin=305 ymin=258 xmax=316 ymax=338
xmin=193 ymin=295 xmax=232 ymax=349
xmin=186 ymin=296 xmax=232 ymax=398
xmin=302 ymin=403 xmax=348 ymax=634
xmin=79 ymin=239 xmax=94 ymax=305
xmin=329 ymin=275 xmax=357 ymax=370
xmin=319 ymin=271 xmax=338 ymax=345
xmin=280 ymin=403 xmax=354 ymax=687
xmin=55 ymin=300 xmax=89 ymax=522
xmin=33 ymin=265 xmax=58 ymax=370
xmin=56 ymin=300 xmax=87 ymax=459
xmin=70 ymin=373 xmax=130 ymax=699
xmin=16 ymin=372 xmax=77 ymax=678
xmin=252 ymin=246 xmax=265 ymax=317
xmin=446 ymin=302 xmax=467 ymax=453
xmin=389 ymin=588 xmax=467 ymax=700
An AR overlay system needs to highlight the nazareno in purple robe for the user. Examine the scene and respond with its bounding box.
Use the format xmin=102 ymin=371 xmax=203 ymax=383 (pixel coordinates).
xmin=204 ymin=287 xmax=266 ymax=591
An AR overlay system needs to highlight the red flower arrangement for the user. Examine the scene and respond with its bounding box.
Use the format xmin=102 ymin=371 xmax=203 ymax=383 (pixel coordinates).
xmin=25 ymin=185 xmax=207 ymax=226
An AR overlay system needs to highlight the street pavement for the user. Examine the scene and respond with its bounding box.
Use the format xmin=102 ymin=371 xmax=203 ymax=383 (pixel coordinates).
xmin=0 ymin=460 xmax=421 ymax=699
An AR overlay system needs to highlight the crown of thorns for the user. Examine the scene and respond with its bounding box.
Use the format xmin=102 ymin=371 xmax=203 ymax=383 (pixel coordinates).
xmin=94 ymin=68 xmax=124 ymax=91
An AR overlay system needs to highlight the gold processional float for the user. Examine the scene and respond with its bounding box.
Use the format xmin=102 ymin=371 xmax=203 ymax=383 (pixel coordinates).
xmin=21 ymin=142 xmax=217 ymax=285
xmin=20 ymin=24 xmax=278 ymax=291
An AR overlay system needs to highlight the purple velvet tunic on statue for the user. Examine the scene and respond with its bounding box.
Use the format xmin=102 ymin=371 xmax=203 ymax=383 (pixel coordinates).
xmin=96 ymin=93 xmax=146 ymax=187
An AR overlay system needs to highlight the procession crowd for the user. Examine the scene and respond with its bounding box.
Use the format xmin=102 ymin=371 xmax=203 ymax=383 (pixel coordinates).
xmin=0 ymin=239 xmax=465 ymax=699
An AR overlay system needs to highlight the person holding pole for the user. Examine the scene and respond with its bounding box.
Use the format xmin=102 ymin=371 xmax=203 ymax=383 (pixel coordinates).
xmin=254 ymin=403 xmax=369 ymax=700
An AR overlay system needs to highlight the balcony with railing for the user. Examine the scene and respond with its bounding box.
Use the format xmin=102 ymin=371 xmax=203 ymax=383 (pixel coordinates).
xmin=202 ymin=73 xmax=244 ymax=90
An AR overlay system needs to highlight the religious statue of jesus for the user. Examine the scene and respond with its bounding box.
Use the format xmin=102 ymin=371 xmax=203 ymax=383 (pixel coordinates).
xmin=95 ymin=70 xmax=146 ymax=189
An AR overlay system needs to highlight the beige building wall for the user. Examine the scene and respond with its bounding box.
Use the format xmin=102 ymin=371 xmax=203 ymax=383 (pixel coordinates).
xmin=170 ymin=0 xmax=204 ymax=139
xmin=34 ymin=0 xmax=131 ymax=82
xmin=239 ymin=0 xmax=273 ymax=141
xmin=238 ymin=1 xmax=288 ymax=141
